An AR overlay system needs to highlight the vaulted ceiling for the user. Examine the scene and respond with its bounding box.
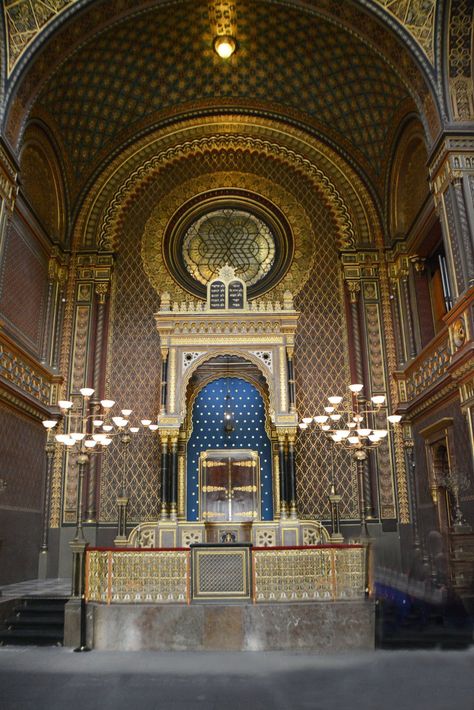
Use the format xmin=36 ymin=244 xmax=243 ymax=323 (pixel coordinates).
xmin=1 ymin=0 xmax=442 ymax=221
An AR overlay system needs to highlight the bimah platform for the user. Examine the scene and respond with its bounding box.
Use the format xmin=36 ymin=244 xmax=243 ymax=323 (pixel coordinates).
xmin=68 ymin=543 xmax=375 ymax=651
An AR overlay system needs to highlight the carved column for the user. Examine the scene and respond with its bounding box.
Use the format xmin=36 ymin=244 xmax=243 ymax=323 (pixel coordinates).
xmin=85 ymin=282 xmax=109 ymax=522
xmin=347 ymin=281 xmax=364 ymax=384
xmin=430 ymin=139 xmax=474 ymax=298
xmin=389 ymin=278 xmax=406 ymax=367
xmin=287 ymin=348 xmax=296 ymax=412
xmin=400 ymin=269 xmax=417 ymax=359
xmin=278 ymin=435 xmax=288 ymax=519
xmin=347 ymin=280 xmax=373 ymax=519
xmin=160 ymin=348 xmax=168 ymax=415
xmin=287 ymin=433 xmax=297 ymax=519
xmin=404 ymin=438 xmax=421 ymax=551
xmin=177 ymin=430 xmax=186 ymax=519
xmin=41 ymin=256 xmax=57 ymax=364
xmin=169 ymin=435 xmax=178 ymax=521
xmin=160 ymin=434 xmax=170 ymax=520
xmin=38 ymin=439 xmax=55 ymax=578
xmin=0 ymin=141 xmax=18 ymax=252
xmin=51 ymin=271 xmax=67 ymax=370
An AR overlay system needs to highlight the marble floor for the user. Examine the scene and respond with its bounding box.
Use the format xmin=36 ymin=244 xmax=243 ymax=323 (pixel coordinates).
xmin=0 ymin=578 xmax=70 ymax=598
xmin=0 ymin=647 xmax=473 ymax=710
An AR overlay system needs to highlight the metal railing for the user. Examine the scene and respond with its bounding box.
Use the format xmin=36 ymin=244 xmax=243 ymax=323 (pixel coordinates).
xmin=85 ymin=544 xmax=367 ymax=604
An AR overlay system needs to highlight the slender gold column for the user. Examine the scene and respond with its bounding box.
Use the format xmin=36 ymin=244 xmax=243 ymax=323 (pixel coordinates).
xmin=160 ymin=434 xmax=170 ymax=520
xmin=169 ymin=435 xmax=178 ymax=521
xmin=287 ymin=433 xmax=297 ymax=519
xmin=347 ymin=280 xmax=373 ymax=519
xmin=278 ymin=434 xmax=288 ymax=519
xmin=86 ymin=282 xmax=109 ymax=522
xmin=177 ymin=430 xmax=186 ymax=519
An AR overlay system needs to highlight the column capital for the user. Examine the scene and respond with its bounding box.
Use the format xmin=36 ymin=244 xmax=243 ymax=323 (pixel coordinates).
xmin=95 ymin=282 xmax=109 ymax=305
xmin=429 ymin=136 xmax=474 ymax=197
xmin=345 ymin=280 xmax=361 ymax=303
xmin=408 ymin=255 xmax=426 ymax=273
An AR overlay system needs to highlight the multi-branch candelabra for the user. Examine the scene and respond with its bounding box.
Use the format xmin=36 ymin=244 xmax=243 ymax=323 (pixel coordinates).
xmin=42 ymin=388 xmax=157 ymax=586
xmin=299 ymin=383 xmax=402 ymax=538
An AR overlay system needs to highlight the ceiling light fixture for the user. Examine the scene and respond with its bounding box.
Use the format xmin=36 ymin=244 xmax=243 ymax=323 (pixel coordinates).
xmin=213 ymin=34 xmax=236 ymax=58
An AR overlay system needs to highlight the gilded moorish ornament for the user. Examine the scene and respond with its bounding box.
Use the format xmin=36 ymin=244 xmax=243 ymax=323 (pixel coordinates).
xmin=141 ymin=172 xmax=315 ymax=302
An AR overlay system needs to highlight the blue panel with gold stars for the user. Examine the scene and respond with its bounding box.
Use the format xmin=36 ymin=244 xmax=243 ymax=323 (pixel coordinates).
xmin=186 ymin=377 xmax=273 ymax=521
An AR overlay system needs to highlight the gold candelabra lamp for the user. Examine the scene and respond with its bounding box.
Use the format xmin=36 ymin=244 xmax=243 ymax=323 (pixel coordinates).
xmin=42 ymin=388 xmax=158 ymax=586
xmin=299 ymin=383 xmax=402 ymax=538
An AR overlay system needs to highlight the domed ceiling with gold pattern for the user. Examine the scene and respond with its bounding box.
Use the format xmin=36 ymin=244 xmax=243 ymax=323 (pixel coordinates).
xmin=1 ymin=0 xmax=441 ymax=214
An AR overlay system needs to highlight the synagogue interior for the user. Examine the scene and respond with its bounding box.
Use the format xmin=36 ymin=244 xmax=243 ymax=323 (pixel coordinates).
xmin=0 ymin=0 xmax=473 ymax=651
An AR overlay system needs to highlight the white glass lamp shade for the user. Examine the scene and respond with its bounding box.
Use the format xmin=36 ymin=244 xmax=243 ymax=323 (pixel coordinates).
xmin=348 ymin=436 xmax=360 ymax=445
xmin=112 ymin=416 xmax=124 ymax=426
xmin=330 ymin=434 xmax=342 ymax=442
xmin=55 ymin=434 xmax=69 ymax=443
xmin=93 ymin=419 xmax=104 ymax=427
xmin=368 ymin=435 xmax=379 ymax=443
xmin=129 ymin=427 xmax=140 ymax=433
xmin=321 ymin=424 xmax=331 ymax=431
xmin=299 ymin=423 xmax=308 ymax=429
xmin=80 ymin=387 xmax=95 ymax=398
xmin=102 ymin=425 xmax=113 ymax=432
xmin=42 ymin=420 xmax=58 ymax=429
xmin=353 ymin=414 xmax=363 ymax=422
xmin=121 ymin=409 xmax=132 ymax=417
xmin=371 ymin=395 xmax=385 ymax=405
xmin=141 ymin=419 xmax=152 ymax=426
xmin=348 ymin=384 xmax=364 ymax=393
xmin=148 ymin=424 xmax=159 ymax=431
xmin=337 ymin=430 xmax=350 ymax=439
xmin=329 ymin=414 xmax=342 ymax=421
xmin=313 ymin=415 xmax=329 ymax=424
xmin=302 ymin=417 xmax=313 ymax=424
xmin=387 ymin=414 xmax=402 ymax=424
xmin=58 ymin=400 xmax=73 ymax=410
xmin=84 ymin=439 xmax=97 ymax=449
xmin=100 ymin=399 xmax=115 ymax=409
xmin=101 ymin=438 xmax=112 ymax=446
xmin=357 ymin=429 xmax=372 ymax=437
xmin=92 ymin=433 xmax=107 ymax=442
xmin=70 ymin=432 xmax=85 ymax=441
xmin=328 ymin=396 xmax=343 ymax=405
xmin=373 ymin=429 xmax=388 ymax=438
xmin=64 ymin=438 xmax=76 ymax=446
xmin=213 ymin=35 xmax=236 ymax=58
xmin=324 ymin=406 xmax=335 ymax=413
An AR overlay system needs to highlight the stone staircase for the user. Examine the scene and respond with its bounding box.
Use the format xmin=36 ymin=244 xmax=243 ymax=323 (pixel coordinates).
xmin=0 ymin=598 xmax=67 ymax=646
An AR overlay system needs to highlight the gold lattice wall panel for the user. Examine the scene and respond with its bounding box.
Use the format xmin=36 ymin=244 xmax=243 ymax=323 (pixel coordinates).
xmin=253 ymin=546 xmax=367 ymax=601
xmin=100 ymin=147 xmax=357 ymax=523
xmin=86 ymin=550 xmax=190 ymax=603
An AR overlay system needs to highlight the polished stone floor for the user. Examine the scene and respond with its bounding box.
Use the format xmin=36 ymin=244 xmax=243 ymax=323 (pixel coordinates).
xmin=0 ymin=578 xmax=70 ymax=598
xmin=0 ymin=647 xmax=473 ymax=710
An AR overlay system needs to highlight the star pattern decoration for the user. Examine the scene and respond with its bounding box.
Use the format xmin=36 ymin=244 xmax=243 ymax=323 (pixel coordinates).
xmin=186 ymin=377 xmax=273 ymax=521
xmin=35 ymin=0 xmax=412 ymax=181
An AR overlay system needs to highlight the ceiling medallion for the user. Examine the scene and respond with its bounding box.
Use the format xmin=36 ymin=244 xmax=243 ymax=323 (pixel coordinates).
xmin=162 ymin=189 xmax=294 ymax=299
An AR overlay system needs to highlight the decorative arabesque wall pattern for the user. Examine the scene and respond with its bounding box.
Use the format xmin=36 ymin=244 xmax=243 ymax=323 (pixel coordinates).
xmin=98 ymin=146 xmax=355 ymax=522
xmin=98 ymin=193 xmax=162 ymax=523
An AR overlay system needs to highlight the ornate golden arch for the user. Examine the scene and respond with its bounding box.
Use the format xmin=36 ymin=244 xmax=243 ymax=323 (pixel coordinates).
xmin=180 ymin=349 xmax=277 ymax=427
xmin=72 ymin=115 xmax=382 ymax=253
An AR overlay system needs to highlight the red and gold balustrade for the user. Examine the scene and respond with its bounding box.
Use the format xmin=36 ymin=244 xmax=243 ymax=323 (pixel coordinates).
xmin=85 ymin=544 xmax=368 ymax=604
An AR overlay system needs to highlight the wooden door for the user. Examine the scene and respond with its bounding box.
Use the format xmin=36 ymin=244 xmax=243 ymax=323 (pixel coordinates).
xmin=199 ymin=450 xmax=259 ymax=522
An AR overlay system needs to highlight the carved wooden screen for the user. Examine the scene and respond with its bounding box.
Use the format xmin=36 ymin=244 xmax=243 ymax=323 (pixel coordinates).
xmin=199 ymin=449 xmax=260 ymax=522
